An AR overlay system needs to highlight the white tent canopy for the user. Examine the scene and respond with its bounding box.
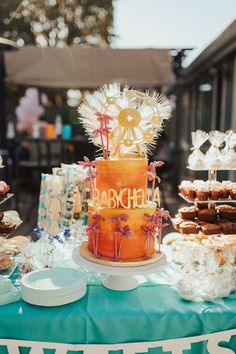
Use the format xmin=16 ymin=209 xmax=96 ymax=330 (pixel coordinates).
xmin=4 ymin=46 xmax=173 ymax=89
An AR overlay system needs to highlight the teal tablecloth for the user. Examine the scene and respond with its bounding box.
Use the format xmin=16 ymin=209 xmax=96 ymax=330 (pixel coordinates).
xmin=0 ymin=275 xmax=236 ymax=354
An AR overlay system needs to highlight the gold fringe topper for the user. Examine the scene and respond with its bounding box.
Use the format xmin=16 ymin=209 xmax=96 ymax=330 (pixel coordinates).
xmin=78 ymin=84 xmax=171 ymax=158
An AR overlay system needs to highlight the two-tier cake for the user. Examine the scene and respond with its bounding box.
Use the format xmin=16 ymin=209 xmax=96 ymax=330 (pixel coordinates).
xmin=78 ymin=84 xmax=171 ymax=265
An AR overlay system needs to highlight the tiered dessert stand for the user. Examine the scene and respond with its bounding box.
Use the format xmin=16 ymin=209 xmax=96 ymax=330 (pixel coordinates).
xmin=0 ymin=163 xmax=23 ymax=276
xmin=0 ymin=193 xmax=20 ymax=277
xmin=0 ymin=193 xmax=14 ymax=206
xmin=179 ymin=167 xmax=236 ymax=206
xmin=0 ymin=159 xmax=15 ymax=235
xmin=0 ymin=191 xmax=16 ymax=236
xmin=73 ymin=245 xmax=167 ymax=291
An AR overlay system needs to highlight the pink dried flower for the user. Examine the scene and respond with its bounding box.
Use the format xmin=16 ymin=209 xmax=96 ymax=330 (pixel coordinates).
xmin=91 ymin=169 xmax=99 ymax=178
xmin=109 ymin=214 xmax=128 ymax=223
xmin=155 ymin=208 xmax=170 ymax=221
xmin=94 ymin=112 xmax=113 ymax=159
xmin=95 ymin=112 xmax=113 ymax=127
xmin=142 ymin=225 xmax=156 ymax=239
xmin=78 ymin=156 xmax=96 ymax=169
xmin=92 ymin=127 xmax=110 ymax=138
xmin=109 ymin=213 xmax=131 ymax=260
xmin=89 ymin=211 xmax=105 ymax=221
xmin=86 ymin=220 xmax=101 ymax=258
xmin=78 ymin=156 xmax=97 ymax=195
xmin=115 ymin=224 xmax=133 ymax=238
xmin=86 ymin=221 xmax=99 ymax=235
xmin=148 ymin=161 xmax=164 ymax=201
xmin=144 ymin=213 xmax=157 ymax=225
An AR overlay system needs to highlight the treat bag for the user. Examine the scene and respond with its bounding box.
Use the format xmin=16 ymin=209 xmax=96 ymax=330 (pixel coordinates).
xmin=60 ymin=182 xmax=75 ymax=230
xmin=47 ymin=175 xmax=64 ymax=236
xmin=205 ymin=130 xmax=225 ymax=169
xmin=19 ymin=242 xmax=37 ymax=274
xmin=224 ymin=131 xmax=236 ymax=168
xmin=220 ymin=130 xmax=233 ymax=167
xmin=175 ymin=242 xmax=236 ymax=302
xmin=188 ymin=130 xmax=209 ymax=170
xmin=37 ymin=174 xmax=48 ymax=230
xmin=61 ymin=164 xmax=87 ymax=222
xmin=52 ymin=167 xmax=62 ymax=175
xmin=60 ymin=165 xmax=79 ymax=230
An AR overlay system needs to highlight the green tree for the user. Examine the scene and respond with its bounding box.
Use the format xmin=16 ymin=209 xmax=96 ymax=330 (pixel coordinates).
xmin=0 ymin=0 xmax=114 ymax=47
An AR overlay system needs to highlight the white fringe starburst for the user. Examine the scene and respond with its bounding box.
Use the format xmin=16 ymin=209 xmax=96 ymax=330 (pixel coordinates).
xmin=78 ymin=84 xmax=171 ymax=157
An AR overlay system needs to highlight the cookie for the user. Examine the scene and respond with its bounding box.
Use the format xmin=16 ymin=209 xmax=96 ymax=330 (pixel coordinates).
xmin=0 ymin=252 xmax=13 ymax=271
xmin=230 ymin=188 xmax=236 ymax=200
xmin=0 ymin=221 xmax=16 ymax=234
xmin=0 ymin=181 xmax=10 ymax=199
xmin=199 ymin=223 xmax=221 ymax=235
xmin=218 ymin=205 xmax=236 ymax=221
xmin=8 ymin=236 xmax=30 ymax=244
xmin=197 ymin=203 xmax=209 ymax=210
xmin=0 ymin=244 xmax=20 ymax=256
xmin=198 ymin=208 xmax=217 ymax=223
xmin=178 ymin=206 xmax=198 ymax=220
xmin=171 ymin=217 xmax=184 ymax=231
xmin=219 ymin=221 xmax=236 ymax=235
xmin=180 ymin=221 xmax=199 ymax=235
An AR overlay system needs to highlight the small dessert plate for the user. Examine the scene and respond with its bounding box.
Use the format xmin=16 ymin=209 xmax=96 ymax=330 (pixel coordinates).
xmin=21 ymin=268 xmax=86 ymax=306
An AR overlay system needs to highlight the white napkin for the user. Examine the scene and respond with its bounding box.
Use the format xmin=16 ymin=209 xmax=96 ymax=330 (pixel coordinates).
xmin=0 ymin=277 xmax=20 ymax=305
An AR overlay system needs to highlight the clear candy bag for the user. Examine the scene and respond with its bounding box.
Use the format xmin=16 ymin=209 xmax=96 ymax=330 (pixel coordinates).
xmin=171 ymin=239 xmax=236 ymax=302
xmin=222 ymin=130 xmax=236 ymax=169
xmin=205 ymin=130 xmax=225 ymax=169
xmin=53 ymin=164 xmax=87 ymax=228
xmin=188 ymin=130 xmax=209 ymax=170
xmin=37 ymin=174 xmax=64 ymax=234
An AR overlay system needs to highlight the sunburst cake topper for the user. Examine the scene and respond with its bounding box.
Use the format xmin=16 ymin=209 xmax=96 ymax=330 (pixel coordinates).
xmin=78 ymin=84 xmax=171 ymax=158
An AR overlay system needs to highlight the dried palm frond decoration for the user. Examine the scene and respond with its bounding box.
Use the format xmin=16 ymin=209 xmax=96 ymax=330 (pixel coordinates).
xmin=78 ymin=83 xmax=171 ymax=158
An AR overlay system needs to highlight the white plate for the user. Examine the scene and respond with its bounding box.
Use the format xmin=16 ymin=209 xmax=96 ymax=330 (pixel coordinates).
xmin=21 ymin=268 xmax=87 ymax=306
xmin=21 ymin=287 xmax=86 ymax=307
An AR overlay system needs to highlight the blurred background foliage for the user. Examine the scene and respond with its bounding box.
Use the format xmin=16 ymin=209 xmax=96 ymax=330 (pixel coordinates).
xmin=0 ymin=0 xmax=114 ymax=47
xmin=1 ymin=0 xmax=115 ymax=131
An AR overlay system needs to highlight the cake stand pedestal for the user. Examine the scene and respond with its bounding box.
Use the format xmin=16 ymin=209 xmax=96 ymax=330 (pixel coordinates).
xmin=73 ymin=246 xmax=167 ymax=291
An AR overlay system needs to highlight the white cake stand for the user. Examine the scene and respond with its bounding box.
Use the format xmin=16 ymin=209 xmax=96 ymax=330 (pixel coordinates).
xmin=72 ymin=246 xmax=167 ymax=291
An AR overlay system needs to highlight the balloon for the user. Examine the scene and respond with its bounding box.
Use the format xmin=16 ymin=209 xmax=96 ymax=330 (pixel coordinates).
xmin=15 ymin=88 xmax=45 ymax=133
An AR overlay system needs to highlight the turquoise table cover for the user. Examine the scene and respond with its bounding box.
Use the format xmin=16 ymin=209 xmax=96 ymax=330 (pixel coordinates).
xmin=0 ymin=273 xmax=236 ymax=354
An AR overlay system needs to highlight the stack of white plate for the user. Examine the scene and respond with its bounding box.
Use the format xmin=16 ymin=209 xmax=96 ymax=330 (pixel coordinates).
xmin=21 ymin=268 xmax=86 ymax=307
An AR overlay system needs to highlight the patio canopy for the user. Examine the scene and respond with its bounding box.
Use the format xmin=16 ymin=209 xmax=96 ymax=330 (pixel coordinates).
xmin=4 ymin=46 xmax=173 ymax=89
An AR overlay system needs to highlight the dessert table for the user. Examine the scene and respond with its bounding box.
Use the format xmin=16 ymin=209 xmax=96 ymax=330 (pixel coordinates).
xmin=0 ymin=269 xmax=236 ymax=354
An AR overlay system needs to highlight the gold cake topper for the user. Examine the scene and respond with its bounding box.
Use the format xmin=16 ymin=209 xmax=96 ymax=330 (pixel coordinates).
xmin=91 ymin=187 xmax=160 ymax=209
xmin=78 ymin=84 xmax=171 ymax=157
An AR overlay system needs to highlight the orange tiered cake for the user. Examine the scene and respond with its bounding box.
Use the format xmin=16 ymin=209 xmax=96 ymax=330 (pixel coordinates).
xmin=78 ymin=84 xmax=171 ymax=264
xmin=88 ymin=157 xmax=156 ymax=260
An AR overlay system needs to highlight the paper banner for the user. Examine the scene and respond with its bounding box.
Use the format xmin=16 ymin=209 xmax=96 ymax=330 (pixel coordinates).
xmin=0 ymin=328 xmax=235 ymax=354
